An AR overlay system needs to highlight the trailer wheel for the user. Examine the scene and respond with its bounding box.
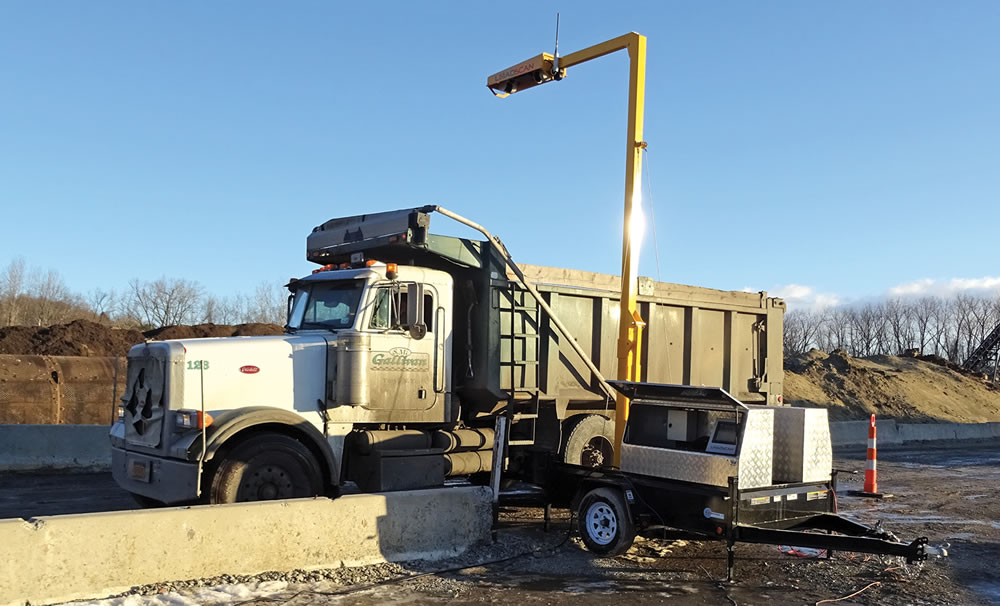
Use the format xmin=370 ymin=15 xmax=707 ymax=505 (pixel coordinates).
xmin=209 ymin=433 xmax=323 ymax=504
xmin=563 ymin=414 xmax=614 ymax=467
xmin=577 ymin=487 xmax=636 ymax=556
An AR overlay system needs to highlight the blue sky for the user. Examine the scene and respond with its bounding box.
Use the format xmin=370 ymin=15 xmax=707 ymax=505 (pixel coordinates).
xmin=1 ymin=2 xmax=997 ymax=309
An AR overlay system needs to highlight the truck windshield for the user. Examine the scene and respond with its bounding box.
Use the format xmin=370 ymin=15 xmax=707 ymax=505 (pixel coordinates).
xmin=288 ymin=280 xmax=365 ymax=330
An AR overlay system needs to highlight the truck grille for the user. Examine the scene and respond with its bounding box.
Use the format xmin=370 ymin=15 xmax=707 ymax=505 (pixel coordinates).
xmin=122 ymin=355 xmax=166 ymax=448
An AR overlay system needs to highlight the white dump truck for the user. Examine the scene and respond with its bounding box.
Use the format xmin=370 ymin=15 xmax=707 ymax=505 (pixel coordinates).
xmin=110 ymin=206 xmax=784 ymax=505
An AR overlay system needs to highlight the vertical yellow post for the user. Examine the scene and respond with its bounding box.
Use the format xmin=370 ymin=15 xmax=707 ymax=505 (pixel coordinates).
xmin=612 ymin=35 xmax=646 ymax=468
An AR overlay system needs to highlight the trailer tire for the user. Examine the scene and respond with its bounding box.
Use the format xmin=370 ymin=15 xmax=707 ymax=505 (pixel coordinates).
xmin=577 ymin=487 xmax=636 ymax=556
xmin=563 ymin=414 xmax=615 ymax=467
xmin=208 ymin=432 xmax=324 ymax=504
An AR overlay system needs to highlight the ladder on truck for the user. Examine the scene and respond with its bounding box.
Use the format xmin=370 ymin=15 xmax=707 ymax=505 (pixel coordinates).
xmin=963 ymin=322 xmax=1000 ymax=380
xmin=431 ymin=206 xmax=617 ymax=419
xmin=500 ymin=283 xmax=542 ymax=446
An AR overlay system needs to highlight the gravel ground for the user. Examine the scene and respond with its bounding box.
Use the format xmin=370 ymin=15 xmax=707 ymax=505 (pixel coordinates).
xmin=53 ymin=440 xmax=999 ymax=606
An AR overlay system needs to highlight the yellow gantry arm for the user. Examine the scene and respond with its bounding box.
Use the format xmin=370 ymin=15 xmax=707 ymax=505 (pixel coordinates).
xmin=486 ymin=32 xmax=648 ymax=468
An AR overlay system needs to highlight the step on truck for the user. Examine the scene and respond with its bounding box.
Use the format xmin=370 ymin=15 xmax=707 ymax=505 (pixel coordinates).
xmin=110 ymin=206 xmax=784 ymax=505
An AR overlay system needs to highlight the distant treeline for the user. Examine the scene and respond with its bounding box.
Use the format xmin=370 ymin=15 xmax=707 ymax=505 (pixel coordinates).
xmin=784 ymin=294 xmax=1000 ymax=363
xmin=0 ymin=258 xmax=286 ymax=330
xmin=7 ymin=256 xmax=998 ymax=365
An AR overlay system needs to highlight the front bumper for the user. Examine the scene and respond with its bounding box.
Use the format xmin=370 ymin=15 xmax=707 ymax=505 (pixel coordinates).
xmin=111 ymin=446 xmax=201 ymax=504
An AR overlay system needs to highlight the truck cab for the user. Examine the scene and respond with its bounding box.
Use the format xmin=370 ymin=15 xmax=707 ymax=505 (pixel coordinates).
xmin=110 ymin=262 xmax=455 ymax=505
xmin=287 ymin=264 xmax=455 ymax=424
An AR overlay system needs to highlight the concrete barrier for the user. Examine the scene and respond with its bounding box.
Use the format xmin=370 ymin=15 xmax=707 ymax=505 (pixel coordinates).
xmin=0 ymin=487 xmax=492 ymax=606
xmin=830 ymin=419 xmax=1000 ymax=448
xmin=0 ymin=424 xmax=110 ymax=471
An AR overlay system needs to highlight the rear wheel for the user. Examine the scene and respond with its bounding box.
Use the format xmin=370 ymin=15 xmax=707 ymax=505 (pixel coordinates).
xmin=577 ymin=487 xmax=636 ymax=556
xmin=209 ymin=433 xmax=323 ymax=504
xmin=563 ymin=415 xmax=615 ymax=467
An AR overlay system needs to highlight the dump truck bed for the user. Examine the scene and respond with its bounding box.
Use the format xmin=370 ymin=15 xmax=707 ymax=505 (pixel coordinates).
xmin=504 ymin=264 xmax=784 ymax=406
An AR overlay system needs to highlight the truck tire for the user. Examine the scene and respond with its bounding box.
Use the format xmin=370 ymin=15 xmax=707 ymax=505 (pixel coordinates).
xmin=577 ymin=487 xmax=636 ymax=556
xmin=208 ymin=433 xmax=324 ymax=504
xmin=563 ymin=414 xmax=615 ymax=467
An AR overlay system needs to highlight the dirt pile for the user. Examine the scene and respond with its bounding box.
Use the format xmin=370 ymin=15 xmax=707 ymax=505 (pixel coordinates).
xmin=143 ymin=323 xmax=284 ymax=341
xmin=0 ymin=321 xmax=284 ymax=358
xmin=785 ymin=348 xmax=1000 ymax=422
xmin=0 ymin=320 xmax=143 ymax=357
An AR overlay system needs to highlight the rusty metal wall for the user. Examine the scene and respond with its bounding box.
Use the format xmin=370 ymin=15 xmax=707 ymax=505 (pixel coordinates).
xmin=0 ymin=355 xmax=125 ymax=424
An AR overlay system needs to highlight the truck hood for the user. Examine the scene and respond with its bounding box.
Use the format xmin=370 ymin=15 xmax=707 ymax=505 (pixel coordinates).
xmin=164 ymin=333 xmax=330 ymax=415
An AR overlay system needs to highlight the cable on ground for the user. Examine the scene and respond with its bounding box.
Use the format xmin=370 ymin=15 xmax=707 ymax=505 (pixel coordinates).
xmin=814 ymin=581 xmax=881 ymax=605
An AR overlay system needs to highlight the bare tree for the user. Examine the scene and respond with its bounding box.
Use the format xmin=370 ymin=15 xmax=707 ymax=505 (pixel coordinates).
xmin=931 ymin=299 xmax=956 ymax=360
xmin=87 ymin=288 xmax=117 ymax=322
xmin=0 ymin=258 xmax=27 ymax=326
xmin=783 ymin=310 xmax=824 ymax=357
xmin=126 ymin=277 xmax=204 ymax=328
xmin=885 ymin=298 xmax=915 ymax=354
xmin=248 ymin=282 xmax=287 ymax=325
xmin=912 ymin=297 xmax=939 ymax=355
xmin=819 ymin=307 xmax=851 ymax=352
xmin=848 ymin=303 xmax=886 ymax=357
xmin=30 ymin=269 xmax=71 ymax=326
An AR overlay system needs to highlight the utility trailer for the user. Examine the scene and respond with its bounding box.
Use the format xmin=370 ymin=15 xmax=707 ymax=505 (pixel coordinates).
xmin=540 ymin=381 xmax=943 ymax=578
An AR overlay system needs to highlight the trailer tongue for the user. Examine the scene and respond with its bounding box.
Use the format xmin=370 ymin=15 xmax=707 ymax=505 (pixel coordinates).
xmin=542 ymin=381 xmax=945 ymax=578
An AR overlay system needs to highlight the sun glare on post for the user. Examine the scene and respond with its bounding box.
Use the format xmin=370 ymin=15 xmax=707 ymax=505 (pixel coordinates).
xmin=628 ymin=192 xmax=645 ymax=268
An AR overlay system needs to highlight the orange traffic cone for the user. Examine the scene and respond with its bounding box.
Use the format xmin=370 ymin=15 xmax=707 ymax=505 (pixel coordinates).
xmin=849 ymin=414 xmax=889 ymax=499
xmin=864 ymin=413 xmax=878 ymax=493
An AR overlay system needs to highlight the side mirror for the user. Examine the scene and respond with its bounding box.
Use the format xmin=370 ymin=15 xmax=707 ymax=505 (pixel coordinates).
xmin=407 ymin=283 xmax=426 ymax=340
xmin=286 ymin=294 xmax=294 ymax=324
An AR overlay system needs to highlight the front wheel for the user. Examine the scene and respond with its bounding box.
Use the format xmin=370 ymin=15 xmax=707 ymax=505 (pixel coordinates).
xmin=208 ymin=433 xmax=324 ymax=504
xmin=577 ymin=487 xmax=636 ymax=556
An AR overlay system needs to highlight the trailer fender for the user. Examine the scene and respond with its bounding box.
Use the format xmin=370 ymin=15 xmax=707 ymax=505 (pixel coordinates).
xmin=569 ymin=477 xmax=635 ymax=518
xmin=187 ymin=407 xmax=340 ymax=486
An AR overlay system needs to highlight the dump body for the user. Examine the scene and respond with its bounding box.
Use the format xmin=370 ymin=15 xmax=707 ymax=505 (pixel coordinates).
xmin=508 ymin=265 xmax=784 ymax=409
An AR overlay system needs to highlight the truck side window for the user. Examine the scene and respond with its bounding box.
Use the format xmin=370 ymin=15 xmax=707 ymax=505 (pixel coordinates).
xmin=369 ymin=288 xmax=435 ymax=332
xmin=423 ymin=293 xmax=434 ymax=330
xmin=370 ymin=288 xmax=395 ymax=329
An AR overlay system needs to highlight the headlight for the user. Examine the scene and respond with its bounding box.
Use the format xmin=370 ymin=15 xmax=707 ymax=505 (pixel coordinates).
xmin=174 ymin=409 xmax=213 ymax=430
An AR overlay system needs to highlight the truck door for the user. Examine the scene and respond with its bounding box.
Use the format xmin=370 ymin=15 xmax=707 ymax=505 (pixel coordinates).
xmin=364 ymin=283 xmax=439 ymax=411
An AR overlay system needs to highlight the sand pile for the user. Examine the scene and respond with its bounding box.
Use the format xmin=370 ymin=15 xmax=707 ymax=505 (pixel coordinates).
xmin=784 ymin=349 xmax=1000 ymax=422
